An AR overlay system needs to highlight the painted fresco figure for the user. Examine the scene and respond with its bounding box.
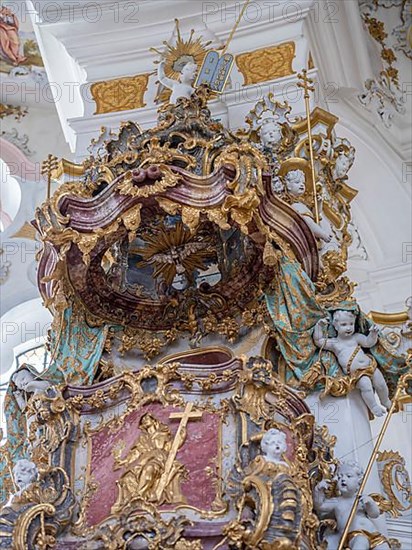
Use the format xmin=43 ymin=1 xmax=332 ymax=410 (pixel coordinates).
xmin=0 ymin=6 xmax=26 ymax=65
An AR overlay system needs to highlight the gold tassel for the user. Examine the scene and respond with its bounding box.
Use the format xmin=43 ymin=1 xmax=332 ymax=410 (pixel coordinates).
xmin=263 ymin=241 xmax=278 ymax=266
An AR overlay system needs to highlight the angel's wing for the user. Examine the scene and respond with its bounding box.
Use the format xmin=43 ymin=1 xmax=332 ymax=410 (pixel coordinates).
xmin=150 ymin=251 xmax=175 ymax=264
xmin=179 ymin=241 xmax=207 ymax=260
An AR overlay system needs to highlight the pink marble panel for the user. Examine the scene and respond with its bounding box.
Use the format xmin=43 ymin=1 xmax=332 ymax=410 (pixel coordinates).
xmin=86 ymin=403 xmax=220 ymax=526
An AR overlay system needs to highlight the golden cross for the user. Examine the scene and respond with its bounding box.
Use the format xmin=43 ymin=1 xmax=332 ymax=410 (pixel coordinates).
xmin=297 ymin=68 xmax=315 ymax=98
xmin=168 ymin=402 xmax=203 ymax=423
xmin=40 ymin=154 xmax=59 ymax=200
xmin=155 ymin=402 xmax=203 ymax=501
xmin=297 ymin=68 xmax=319 ymax=224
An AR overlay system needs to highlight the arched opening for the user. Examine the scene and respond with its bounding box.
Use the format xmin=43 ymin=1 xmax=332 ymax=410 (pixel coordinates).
xmin=0 ymin=158 xmax=21 ymax=232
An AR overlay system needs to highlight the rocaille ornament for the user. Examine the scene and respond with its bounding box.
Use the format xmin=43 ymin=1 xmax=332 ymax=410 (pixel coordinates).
xmin=1 ymin=27 xmax=410 ymax=549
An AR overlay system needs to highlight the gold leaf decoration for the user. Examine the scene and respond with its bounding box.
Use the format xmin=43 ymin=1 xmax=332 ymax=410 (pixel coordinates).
xmin=181 ymin=206 xmax=200 ymax=232
xmin=91 ymin=74 xmax=150 ymax=115
xmin=236 ymin=42 xmax=296 ymax=86
xmin=0 ymin=102 xmax=27 ymax=120
xmin=11 ymin=222 xmax=37 ymax=240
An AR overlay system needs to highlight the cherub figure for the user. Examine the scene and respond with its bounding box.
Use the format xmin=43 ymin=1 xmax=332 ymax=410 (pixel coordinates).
xmin=3 ymin=459 xmax=38 ymax=509
xmin=333 ymin=150 xmax=353 ymax=180
xmin=259 ymin=118 xmax=283 ymax=148
xmin=260 ymin=428 xmax=288 ymax=466
xmin=314 ymin=310 xmax=391 ymax=417
xmin=236 ymin=428 xmax=302 ymax=547
xmin=12 ymin=459 xmax=38 ymax=494
xmin=11 ymin=366 xmax=51 ymax=411
xmin=257 ymin=118 xmax=283 ymax=182
xmin=314 ymin=461 xmax=389 ymax=549
xmin=157 ymin=60 xmax=198 ymax=104
xmin=284 ymin=169 xmax=333 ymax=243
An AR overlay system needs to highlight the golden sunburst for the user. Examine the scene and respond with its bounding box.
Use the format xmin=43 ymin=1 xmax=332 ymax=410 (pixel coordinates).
xmin=133 ymin=222 xmax=215 ymax=287
xmin=151 ymin=19 xmax=212 ymax=103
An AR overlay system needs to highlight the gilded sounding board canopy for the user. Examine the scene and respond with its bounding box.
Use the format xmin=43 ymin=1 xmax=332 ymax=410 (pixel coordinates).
xmin=3 ymin=36 xmax=411 ymax=550
xmin=34 ymin=89 xmax=319 ymax=337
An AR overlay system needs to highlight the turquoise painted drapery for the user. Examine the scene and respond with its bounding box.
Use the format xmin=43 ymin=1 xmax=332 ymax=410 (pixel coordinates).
xmin=45 ymin=305 xmax=109 ymax=385
xmin=0 ymin=305 xmax=108 ymax=504
xmin=265 ymin=255 xmax=341 ymax=383
xmin=264 ymin=256 xmax=409 ymax=389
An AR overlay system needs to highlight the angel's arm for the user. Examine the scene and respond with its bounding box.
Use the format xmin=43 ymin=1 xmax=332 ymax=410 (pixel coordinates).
xmin=113 ymin=444 xmax=140 ymax=470
xmin=356 ymin=325 xmax=379 ymax=348
xmin=313 ymin=482 xmax=336 ymax=515
xmin=313 ymin=319 xmax=335 ymax=351
xmin=304 ymin=216 xmax=333 ymax=242
xmin=157 ymin=62 xmax=176 ymax=90
xmin=26 ymin=380 xmax=50 ymax=394
xmin=360 ymin=496 xmax=381 ymax=519
xmin=291 ymin=203 xmax=332 ymax=242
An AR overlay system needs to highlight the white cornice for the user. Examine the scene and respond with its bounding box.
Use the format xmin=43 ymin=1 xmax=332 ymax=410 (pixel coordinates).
xmin=306 ymin=0 xmax=411 ymax=165
xmin=31 ymin=0 xmax=314 ymax=27
xmin=34 ymin=2 xmax=313 ymax=81
xmin=69 ymin=69 xmax=315 ymax=159
xmin=29 ymin=0 xmax=315 ymax=153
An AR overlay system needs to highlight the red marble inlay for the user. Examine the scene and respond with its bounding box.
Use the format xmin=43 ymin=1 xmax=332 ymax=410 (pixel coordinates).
xmin=85 ymin=404 xmax=220 ymax=526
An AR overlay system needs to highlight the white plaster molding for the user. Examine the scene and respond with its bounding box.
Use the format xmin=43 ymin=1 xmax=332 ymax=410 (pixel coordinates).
xmin=306 ymin=0 xmax=375 ymax=91
xmin=0 ymin=138 xmax=41 ymax=181
xmin=329 ymin=114 xmax=411 ymax=271
xmin=349 ymin=261 xmax=412 ymax=314
xmin=28 ymin=0 xmax=315 ymax=153
xmin=305 ymin=390 xmax=388 ymax=534
xmin=1 ymin=129 xmax=35 ymax=158
xmin=0 ymin=298 xmax=51 ymax=384
xmin=307 ymin=0 xmax=411 ymax=162
xmin=386 ymin=516 xmax=412 ymax=549
xmin=71 ymin=67 xmax=317 ymax=160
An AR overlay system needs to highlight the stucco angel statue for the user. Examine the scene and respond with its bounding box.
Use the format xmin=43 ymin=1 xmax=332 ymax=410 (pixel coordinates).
xmin=157 ymin=60 xmax=198 ymax=104
xmin=313 ymin=310 xmax=391 ymax=417
xmin=2 ymin=459 xmax=38 ymax=509
xmin=314 ymin=461 xmax=390 ymax=549
xmin=284 ymin=169 xmax=333 ymax=243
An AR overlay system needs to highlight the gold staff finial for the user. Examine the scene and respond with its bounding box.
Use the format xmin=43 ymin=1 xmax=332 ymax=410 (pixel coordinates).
xmin=337 ymin=372 xmax=412 ymax=550
xmin=297 ymin=68 xmax=320 ymax=224
xmin=41 ymin=154 xmax=59 ymax=200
